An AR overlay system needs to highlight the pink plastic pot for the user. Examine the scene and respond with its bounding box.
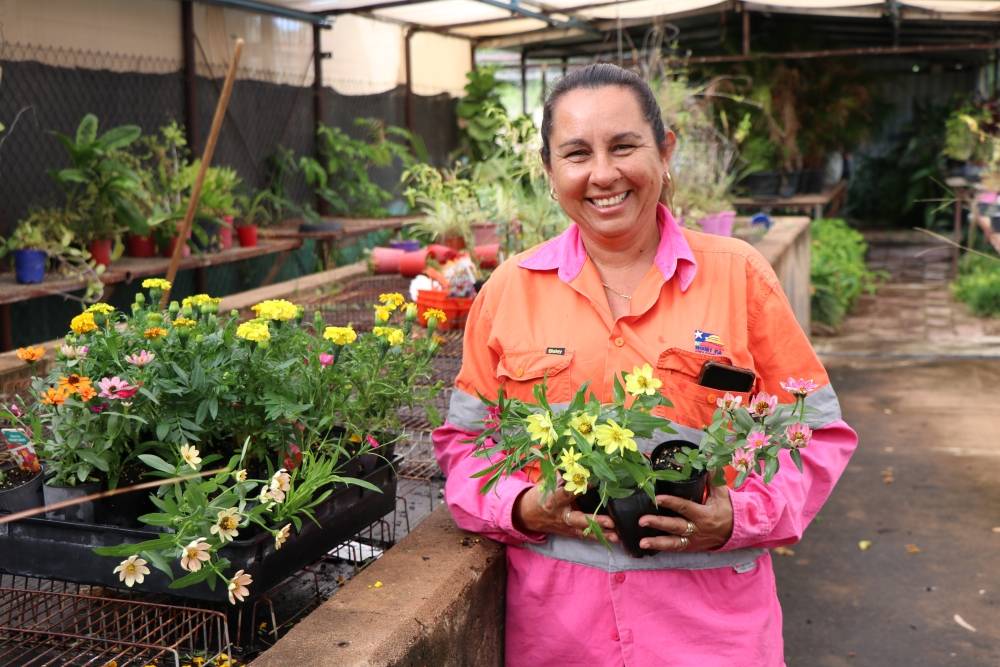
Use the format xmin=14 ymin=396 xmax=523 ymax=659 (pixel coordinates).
xmin=472 ymin=221 xmax=500 ymax=246
xmin=398 ymin=248 xmax=430 ymax=277
xmin=474 ymin=243 xmax=500 ymax=269
xmin=219 ymin=215 xmax=234 ymax=250
xmin=697 ymin=211 xmax=736 ymax=237
xmin=371 ymin=246 xmax=405 ymax=274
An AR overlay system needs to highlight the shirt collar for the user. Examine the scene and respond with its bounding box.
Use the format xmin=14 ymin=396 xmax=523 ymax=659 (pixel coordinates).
xmin=518 ymin=202 xmax=698 ymax=291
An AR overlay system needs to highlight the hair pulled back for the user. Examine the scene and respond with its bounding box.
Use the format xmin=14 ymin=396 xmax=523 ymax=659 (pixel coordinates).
xmin=540 ymin=63 xmax=667 ymax=166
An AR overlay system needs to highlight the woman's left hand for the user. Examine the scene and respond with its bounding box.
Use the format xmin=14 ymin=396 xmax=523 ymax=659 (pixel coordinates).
xmin=636 ymin=483 xmax=734 ymax=552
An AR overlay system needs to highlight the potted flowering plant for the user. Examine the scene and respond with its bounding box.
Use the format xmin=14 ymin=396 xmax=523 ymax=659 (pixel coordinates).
xmin=0 ymin=424 xmax=43 ymax=514
xmin=474 ymin=366 xmax=819 ymax=557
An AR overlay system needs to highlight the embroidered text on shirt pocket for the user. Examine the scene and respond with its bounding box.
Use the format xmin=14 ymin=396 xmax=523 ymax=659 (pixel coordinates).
xmin=654 ymin=348 xmax=754 ymax=429
xmin=497 ymin=351 xmax=574 ymax=403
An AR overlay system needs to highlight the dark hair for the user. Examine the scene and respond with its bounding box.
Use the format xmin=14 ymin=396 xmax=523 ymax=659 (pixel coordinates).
xmin=540 ymin=63 xmax=667 ymax=166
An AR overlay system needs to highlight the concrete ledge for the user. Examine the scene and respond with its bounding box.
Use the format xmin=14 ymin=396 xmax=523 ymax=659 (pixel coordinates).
xmin=754 ymin=216 xmax=811 ymax=334
xmin=252 ymin=505 xmax=505 ymax=667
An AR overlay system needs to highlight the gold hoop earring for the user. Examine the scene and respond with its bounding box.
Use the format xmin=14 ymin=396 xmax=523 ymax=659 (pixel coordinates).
xmin=661 ymin=171 xmax=674 ymax=212
xmin=550 ymin=187 xmax=559 ymax=201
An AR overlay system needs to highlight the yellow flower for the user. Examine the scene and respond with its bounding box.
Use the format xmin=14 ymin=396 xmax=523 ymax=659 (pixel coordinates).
xmin=141 ymin=278 xmax=172 ymax=291
xmin=595 ymin=419 xmax=637 ymax=456
xmin=236 ymin=319 xmax=271 ymax=344
xmin=113 ymin=555 xmax=150 ymax=588
xmin=180 ymin=443 xmax=201 ymax=469
xmin=403 ymin=302 xmax=419 ymax=320
xmin=423 ymin=308 xmax=447 ymax=326
xmin=251 ymin=299 xmax=300 ymax=321
xmin=372 ymin=326 xmax=404 ymax=346
xmin=70 ymin=312 xmax=98 ymax=335
xmin=559 ymin=446 xmax=583 ymax=470
xmin=16 ymin=346 xmax=45 ymax=363
xmin=275 ymin=524 xmax=291 ymax=550
xmin=323 ymin=326 xmax=357 ymax=346
xmin=563 ymin=463 xmax=591 ymax=495
xmin=144 ymin=326 xmax=168 ymax=339
xmin=566 ymin=412 xmax=598 ymax=444
xmin=374 ymin=305 xmax=392 ymax=323
xmin=524 ymin=412 xmax=557 ymax=447
xmin=86 ymin=302 xmax=115 ymax=315
xmin=378 ymin=292 xmax=405 ymax=310
xmin=624 ymin=363 xmax=663 ymax=397
xmin=211 ymin=508 xmax=241 ymax=542
xmin=172 ymin=317 xmax=198 ymax=328
xmin=182 ymin=293 xmax=220 ymax=309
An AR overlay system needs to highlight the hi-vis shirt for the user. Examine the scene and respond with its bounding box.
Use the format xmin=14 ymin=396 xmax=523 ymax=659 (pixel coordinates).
xmin=432 ymin=204 xmax=858 ymax=667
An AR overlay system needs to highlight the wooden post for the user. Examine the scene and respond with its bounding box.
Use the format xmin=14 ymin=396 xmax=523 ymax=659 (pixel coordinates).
xmin=520 ymin=50 xmax=527 ymax=115
xmin=742 ymin=6 xmax=750 ymax=56
xmin=404 ymin=28 xmax=415 ymax=135
xmin=161 ymin=39 xmax=244 ymax=308
xmin=313 ymin=23 xmax=327 ymax=216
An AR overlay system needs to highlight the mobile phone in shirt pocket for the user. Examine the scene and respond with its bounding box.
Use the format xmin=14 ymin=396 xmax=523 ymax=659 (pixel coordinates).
xmin=497 ymin=350 xmax=574 ymax=403
xmin=654 ymin=348 xmax=754 ymax=428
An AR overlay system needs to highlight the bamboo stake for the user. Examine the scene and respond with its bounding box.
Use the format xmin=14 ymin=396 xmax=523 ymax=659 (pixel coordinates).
xmin=160 ymin=38 xmax=245 ymax=309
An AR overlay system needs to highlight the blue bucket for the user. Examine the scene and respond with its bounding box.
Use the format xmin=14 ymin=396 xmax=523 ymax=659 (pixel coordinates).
xmin=13 ymin=249 xmax=46 ymax=284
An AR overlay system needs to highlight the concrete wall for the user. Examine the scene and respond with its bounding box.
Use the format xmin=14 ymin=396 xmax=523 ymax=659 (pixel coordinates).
xmin=754 ymin=216 xmax=812 ymax=335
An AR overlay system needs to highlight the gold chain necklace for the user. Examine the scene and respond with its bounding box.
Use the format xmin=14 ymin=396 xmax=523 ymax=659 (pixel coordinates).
xmin=601 ymin=283 xmax=632 ymax=300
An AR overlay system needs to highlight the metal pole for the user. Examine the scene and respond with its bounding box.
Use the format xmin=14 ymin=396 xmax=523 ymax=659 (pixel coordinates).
xmin=742 ymin=6 xmax=750 ymax=56
xmin=182 ymin=0 xmax=198 ymax=150
xmin=404 ymin=28 xmax=415 ymax=134
xmin=562 ymin=56 xmax=567 ymax=77
xmin=520 ymin=50 xmax=527 ymax=116
xmin=313 ymin=23 xmax=327 ymax=216
xmin=470 ymin=40 xmax=477 ymax=71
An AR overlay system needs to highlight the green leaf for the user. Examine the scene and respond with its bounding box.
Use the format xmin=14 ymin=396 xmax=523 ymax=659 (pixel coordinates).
xmin=168 ymin=565 xmax=213 ymax=589
xmin=93 ymin=534 xmax=174 ymax=557
xmin=138 ymin=454 xmax=176 ymax=474
xmin=76 ymin=113 xmax=98 ymax=146
xmin=97 ymin=124 xmax=141 ymax=151
xmin=142 ymin=548 xmax=173 ymax=579
xmin=137 ymin=512 xmax=174 ymax=527
xmin=77 ymin=449 xmax=110 ymax=472
xmin=790 ymin=448 xmax=804 ymax=473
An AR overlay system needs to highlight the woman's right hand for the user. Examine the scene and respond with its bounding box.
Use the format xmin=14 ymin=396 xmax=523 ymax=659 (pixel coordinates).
xmin=512 ymin=485 xmax=619 ymax=543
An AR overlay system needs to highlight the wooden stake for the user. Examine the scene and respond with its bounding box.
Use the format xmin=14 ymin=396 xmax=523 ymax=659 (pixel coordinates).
xmin=160 ymin=38 xmax=244 ymax=309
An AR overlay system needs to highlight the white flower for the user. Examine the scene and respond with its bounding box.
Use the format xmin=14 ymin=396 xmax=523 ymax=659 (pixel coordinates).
xmin=113 ymin=555 xmax=150 ymax=588
xmin=227 ymin=569 xmax=253 ymax=604
xmin=210 ymin=507 xmax=241 ymax=542
xmin=180 ymin=443 xmax=201 ymax=469
xmin=270 ymin=468 xmax=291 ymax=493
xmin=179 ymin=537 xmax=211 ymax=572
xmin=275 ymin=524 xmax=291 ymax=550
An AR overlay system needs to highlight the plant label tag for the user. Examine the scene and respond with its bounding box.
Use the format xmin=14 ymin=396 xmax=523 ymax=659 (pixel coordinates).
xmin=546 ymin=347 xmax=565 ymax=356
xmin=1 ymin=428 xmax=29 ymax=447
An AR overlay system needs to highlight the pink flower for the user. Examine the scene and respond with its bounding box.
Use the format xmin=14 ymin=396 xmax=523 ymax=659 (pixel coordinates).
xmin=746 ymin=431 xmax=770 ymax=450
xmin=748 ymin=391 xmax=778 ymax=418
xmin=89 ymin=402 xmax=110 ymax=414
xmin=97 ymin=376 xmax=140 ymax=400
xmin=779 ymin=377 xmax=819 ymax=397
xmin=366 ymin=434 xmax=380 ymax=449
xmin=318 ymin=353 xmax=335 ymax=367
xmin=732 ymin=446 xmax=756 ymax=473
xmin=785 ymin=423 xmax=812 ymax=449
xmin=484 ymin=405 xmax=502 ymax=429
xmin=716 ymin=393 xmax=743 ymax=411
xmin=9 ymin=403 xmax=22 ymax=418
xmin=125 ymin=350 xmax=156 ymax=366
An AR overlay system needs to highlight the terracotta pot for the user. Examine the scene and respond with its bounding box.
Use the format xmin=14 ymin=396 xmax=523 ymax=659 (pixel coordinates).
xmin=162 ymin=235 xmax=192 ymax=259
xmin=219 ymin=215 xmax=234 ymax=250
xmin=398 ymin=248 xmax=429 ymax=277
xmin=441 ymin=235 xmax=466 ymax=251
xmin=371 ymin=247 xmax=405 ymax=274
xmin=236 ymin=224 xmax=259 ymax=247
xmin=126 ymin=234 xmax=157 ymax=258
xmin=88 ymin=239 xmax=113 ymax=267
xmin=474 ymin=243 xmax=500 ymax=269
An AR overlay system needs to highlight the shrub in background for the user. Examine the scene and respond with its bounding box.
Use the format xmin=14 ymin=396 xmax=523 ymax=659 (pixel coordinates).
xmin=953 ymin=253 xmax=1000 ymax=317
xmin=810 ymin=218 xmax=879 ymax=329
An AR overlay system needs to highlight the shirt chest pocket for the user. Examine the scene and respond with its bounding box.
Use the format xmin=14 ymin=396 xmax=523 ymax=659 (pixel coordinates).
xmin=654 ymin=348 xmax=755 ymax=429
xmin=496 ymin=351 xmax=574 ymax=404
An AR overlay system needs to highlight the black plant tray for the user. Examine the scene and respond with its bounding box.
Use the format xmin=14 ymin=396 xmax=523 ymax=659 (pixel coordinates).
xmin=0 ymin=457 xmax=399 ymax=603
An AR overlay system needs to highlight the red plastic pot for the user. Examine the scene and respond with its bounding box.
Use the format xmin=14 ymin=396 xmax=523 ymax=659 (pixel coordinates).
xmin=162 ymin=235 xmax=191 ymax=259
xmin=398 ymin=248 xmax=429 ymax=277
xmin=126 ymin=234 xmax=157 ymax=258
xmin=219 ymin=215 xmax=234 ymax=250
xmin=236 ymin=224 xmax=259 ymax=248
xmin=88 ymin=239 xmax=113 ymax=267
xmin=474 ymin=243 xmax=500 ymax=269
xmin=371 ymin=247 xmax=404 ymax=274
xmin=427 ymin=244 xmax=458 ymax=263
xmin=441 ymin=235 xmax=466 ymax=251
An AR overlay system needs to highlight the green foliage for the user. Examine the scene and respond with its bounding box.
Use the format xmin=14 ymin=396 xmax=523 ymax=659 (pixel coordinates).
xmin=810 ymin=218 xmax=880 ymax=328
xmin=455 ymin=66 xmax=510 ymax=162
xmin=50 ymin=114 xmax=146 ymax=242
xmin=952 ymin=252 xmax=1000 ymax=317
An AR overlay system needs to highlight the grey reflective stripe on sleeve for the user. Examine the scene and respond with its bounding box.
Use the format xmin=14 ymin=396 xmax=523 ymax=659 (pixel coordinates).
xmin=446 ymin=389 xmax=489 ymax=431
xmin=526 ymin=536 xmax=764 ymax=573
xmin=804 ymin=384 xmax=843 ymax=428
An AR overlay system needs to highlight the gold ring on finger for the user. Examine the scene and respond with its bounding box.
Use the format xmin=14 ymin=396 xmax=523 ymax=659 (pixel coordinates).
xmin=562 ymin=508 xmax=573 ymax=526
xmin=679 ymin=536 xmax=689 ymax=550
xmin=682 ymin=521 xmax=696 ymax=537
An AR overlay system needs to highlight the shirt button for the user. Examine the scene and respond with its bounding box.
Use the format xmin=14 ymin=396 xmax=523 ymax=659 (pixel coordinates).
xmin=706 ymin=393 xmax=717 ymax=404
xmin=516 ymin=368 xmax=524 ymax=378
xmin=613 ymin=337 xmax=625 ymax=347
xmin=613 ymin=572 xmax=625 ymax=584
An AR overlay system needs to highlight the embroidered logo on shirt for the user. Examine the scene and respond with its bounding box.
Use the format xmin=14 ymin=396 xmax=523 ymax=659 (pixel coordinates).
xmin=545 ymin=347 xmax=566 ymax=356
xmin=694 ymin=330 xmax=724 ymax=355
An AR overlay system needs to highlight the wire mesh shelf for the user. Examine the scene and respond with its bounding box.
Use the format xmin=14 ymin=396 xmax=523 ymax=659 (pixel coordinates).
xmin=0 ymin=585 xmax=230 ymax=667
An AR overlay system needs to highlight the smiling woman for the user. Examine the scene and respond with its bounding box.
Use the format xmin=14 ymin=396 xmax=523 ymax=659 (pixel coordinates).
xmin=432 ymin=63 xmax=858 ymax=667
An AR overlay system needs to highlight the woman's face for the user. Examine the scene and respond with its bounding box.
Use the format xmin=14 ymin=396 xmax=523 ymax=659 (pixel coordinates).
xmin=545 ymin=85 xmax=674 ymax=243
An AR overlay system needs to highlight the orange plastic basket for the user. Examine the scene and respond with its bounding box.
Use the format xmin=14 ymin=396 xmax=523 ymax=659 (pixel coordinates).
xmin=416 ymin=289 xmax=474 ymax=331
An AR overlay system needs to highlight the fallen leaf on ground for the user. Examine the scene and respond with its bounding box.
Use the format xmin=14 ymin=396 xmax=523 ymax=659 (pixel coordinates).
xmin=953 ymin=614 xmax=976 ymax=632
xmin=858 ymin=540 xmax=873 ymax=551
xmin=992 ymin=527 xmax=1000 ymax=534
xmin=905 ymin=544 xmax=922 ymax=554
xmin=368 ymin=580 xmax=384 ymax=589
xmin=773 ymin=546 xmax=795 ymax=556
xmin=883 ymin=408 xmax=893 ymax=415
xmin=881 ymin=467 xmax=895 ymax=484
xmin=883 ymin=446 xmax=895 ymax=453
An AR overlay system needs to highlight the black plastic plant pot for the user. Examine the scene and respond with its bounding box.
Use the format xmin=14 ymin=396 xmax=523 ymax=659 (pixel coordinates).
xmin=990 ymin=213 xmax=1000 ymax=234
xmin=650 ymin=440 xmax=708 ymax=518
xmin=606 ymin=491 xmax=661 ymax=558
xmin=739 ymin=172 xmax=781 ymax=197
xmin=0 ymin=457 xmax=400 ymax=604
xmin=0 ymin=472 xmax=43 ymax=514
xmin=42 ymin=480 xmax=99 ymax=523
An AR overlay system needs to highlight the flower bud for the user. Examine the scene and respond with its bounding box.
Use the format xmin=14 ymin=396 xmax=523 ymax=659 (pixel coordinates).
xmin=168 ymin=301 xmax=180 ymax=316
xmin=147 ymin=312 xmax=163 ymax=325
xmin=134 ymin=293 xmax=146 ymax=305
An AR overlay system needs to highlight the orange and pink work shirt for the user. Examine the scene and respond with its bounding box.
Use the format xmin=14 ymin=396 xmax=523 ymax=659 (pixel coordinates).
xmin=432 ymin=204 xmax=858 ymax=666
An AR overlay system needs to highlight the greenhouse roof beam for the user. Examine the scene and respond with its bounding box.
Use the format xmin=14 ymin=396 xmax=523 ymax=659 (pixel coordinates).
xmin=193 ymin=0 xmax=330 ymax=25
xmin=467 ymin=0 xmax=600 ymax=34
